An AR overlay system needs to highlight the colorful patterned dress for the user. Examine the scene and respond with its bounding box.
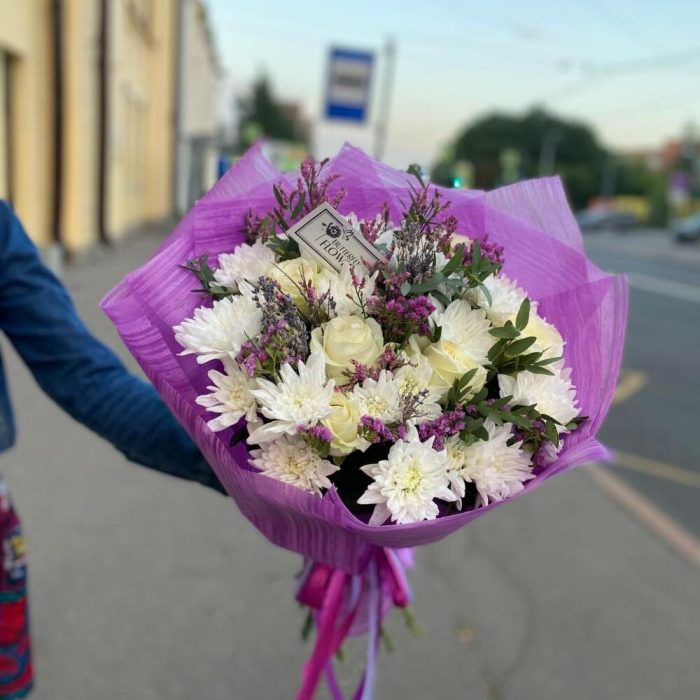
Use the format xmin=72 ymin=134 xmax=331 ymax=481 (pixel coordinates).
xmin=0 ymin=480 xmax=31 ymax=699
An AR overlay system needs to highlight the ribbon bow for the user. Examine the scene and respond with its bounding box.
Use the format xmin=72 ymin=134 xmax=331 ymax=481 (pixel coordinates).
xmin=295 ymin=548 xmax=412 ymax=700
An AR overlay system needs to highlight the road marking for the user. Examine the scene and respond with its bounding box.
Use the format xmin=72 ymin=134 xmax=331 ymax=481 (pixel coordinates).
xmin=612 ymin=450 xmax=700 ymax=488
xmin=627 ymin=272 xmax=700 ymax=304
xmin=588 ymin=465 xmax=700 ymax=570
xmin=612 ymin=370 xmax=647 ymax=405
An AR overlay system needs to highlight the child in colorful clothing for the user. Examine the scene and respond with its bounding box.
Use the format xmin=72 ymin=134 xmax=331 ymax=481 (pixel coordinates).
xmin=0 ymin=201 xmax=224 ymax=698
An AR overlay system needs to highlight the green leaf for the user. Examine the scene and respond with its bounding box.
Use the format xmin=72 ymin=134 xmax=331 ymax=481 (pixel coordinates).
xmin=428 ymin=321 xmax=442 ymax=343
xmin=273 ymin=184 xmax=285 ymax=208
xmin=489 ymin=324 xmax=520 ymax=339
xmin=515 ymin=298 xmax=531 ymax=331
xmin=410 ymin=272 xmax=445 ymax=294
xmin=507 ymin=335 xmax=537 ymax=356
xmin=527 ymin=365 xmax=555 ymax=376
xmin=536 ymin=355 xmax=563 ymax=366
xmin=474 ymin=425 xmax=489 ymax=441
xmin=490 ymin=395 xmax=512 ymax=409
xmin=544 ymin=420 xmax=560 ymax=447
xmin=457 ymin=368 xmax=478 ymax=389
xmin=441 ymin=248 xmax=465 ymax=276
xmin=400 ymin=281 xmax=411 ymax=296
xmin=478 ymin=282 xmax=492 ymax=306
xmin=291 ymin=191 xmax=306 ymax=218
xmin=472 ymin=240 xmax=481 ymax=268
xmin=432 ymin=290 xmax=451 ymax=307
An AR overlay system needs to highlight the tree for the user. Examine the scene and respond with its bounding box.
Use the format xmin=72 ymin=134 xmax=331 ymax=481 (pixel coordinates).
xmin=433 ymin=109 xmax=609 ymax=210
xmin=237 ymin=75 xmax=307 ymax=149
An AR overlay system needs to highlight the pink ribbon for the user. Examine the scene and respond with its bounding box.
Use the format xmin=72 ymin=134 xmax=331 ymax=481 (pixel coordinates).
xmin=294 ymin=548 xmax=412 ymax=700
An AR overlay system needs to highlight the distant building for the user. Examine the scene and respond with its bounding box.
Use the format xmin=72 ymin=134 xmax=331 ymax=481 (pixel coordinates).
xmin=0 ymin=0 xmax=220 ymax=254
xmin=174 ymin=0 xmax=221 ymax=215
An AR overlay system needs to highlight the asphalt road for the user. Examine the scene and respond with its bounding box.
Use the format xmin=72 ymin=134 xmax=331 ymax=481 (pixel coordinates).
xmin=583 ymin=229 xmax=700 ymax=539
xmin=1 ymin=227 xmax=699 ymax=699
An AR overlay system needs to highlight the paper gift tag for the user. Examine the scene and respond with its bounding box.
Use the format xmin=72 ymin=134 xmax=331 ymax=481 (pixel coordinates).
xmin=286 ymin=204 xmax=386 ymax=273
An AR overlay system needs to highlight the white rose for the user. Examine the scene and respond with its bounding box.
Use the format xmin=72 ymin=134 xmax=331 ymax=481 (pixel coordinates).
xmin=423 ymin=338 xmax=487 ymax=399
xmin=268 ymin=257 xmax=323 ymax=310
xmin=310 ymin=316 xmax=384 ymax=384
xmin=323 ymin=392 xmax=366 ymax=456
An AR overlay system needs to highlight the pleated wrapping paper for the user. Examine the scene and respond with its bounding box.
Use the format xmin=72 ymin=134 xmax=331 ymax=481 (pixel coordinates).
xmin=102 ymin=144 xmax=628 ymax=574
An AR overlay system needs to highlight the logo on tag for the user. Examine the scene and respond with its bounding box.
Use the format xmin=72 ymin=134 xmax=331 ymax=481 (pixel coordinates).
xmin=286 ymin=204 xmax=386 ymax=273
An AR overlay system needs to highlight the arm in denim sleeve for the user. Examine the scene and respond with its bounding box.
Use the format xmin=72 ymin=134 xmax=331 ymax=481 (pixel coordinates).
xmin=0 ymin=202 xmax=223 ymax=493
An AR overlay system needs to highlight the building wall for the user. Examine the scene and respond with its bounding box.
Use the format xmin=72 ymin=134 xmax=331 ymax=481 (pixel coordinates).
xmin=0 ymin=51 xmax=8 ymax=200
xmin=175 ymin=0 xmax=219 ymax=215
xmin=60 ymin=0 xmax=101 ymax=251
xmin=106 ymin=0 xmax=176 ymax=241
xmin=0 ymin=0 xmax=55 ymax=247
xmin=0 ymin=0 xmax=180 ymax=252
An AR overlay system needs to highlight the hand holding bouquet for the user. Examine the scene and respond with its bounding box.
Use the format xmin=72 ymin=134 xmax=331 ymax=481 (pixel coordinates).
xmin=104 ymin=145 xmax=626 ymax=698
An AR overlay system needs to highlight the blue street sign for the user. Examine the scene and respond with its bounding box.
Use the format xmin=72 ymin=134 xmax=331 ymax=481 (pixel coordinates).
xmin=325 ymin=47 xmax=374 ymax=123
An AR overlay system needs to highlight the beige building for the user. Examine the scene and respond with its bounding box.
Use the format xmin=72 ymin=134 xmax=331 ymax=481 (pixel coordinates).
xmin=0 ymin=0 xmax=218 ymax=254
xmin=174 ymin=0 xmax=221 ymax=215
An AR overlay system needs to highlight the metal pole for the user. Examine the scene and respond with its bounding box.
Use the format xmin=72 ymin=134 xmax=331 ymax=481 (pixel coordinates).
xmin=373 ymin=37 xmax=396 ymax=162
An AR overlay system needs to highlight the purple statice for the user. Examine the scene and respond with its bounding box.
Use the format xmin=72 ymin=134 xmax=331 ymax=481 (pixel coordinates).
xmin=417 ymin=407 xmax=467 ymax=452
xmin=237 ymin=277 xmax=309 ymax=378
xmin=341 ymin=347 xmax=410 ymax=390
xmin=298 ymin=276 xmax=336 ymax=325
xmin=392 ymin=179 xmax=456 ymax=282
xmin=437 ymin=215 xmax=458 ymax=254
xmin=243 ymin=209 xmax=273 ymax=244
xmin=369 ymin=293 xmax=436 ymax=343
xmin=462 ymin=235 xmax=505 ymax=268
xmin=360 ymin=204 xmax=393 ymax=245
xmin=298 ymin=424 xmax=333 ymax=443
xmin=244 ymin=158 xmax=346 ymax=243
xmin=298 ymin=424 xmax=333 ymax=456
xmin=299 ymin=156 xmax=346 ymax=211
xmin=358 ymin=416 xmax=407 ymax=444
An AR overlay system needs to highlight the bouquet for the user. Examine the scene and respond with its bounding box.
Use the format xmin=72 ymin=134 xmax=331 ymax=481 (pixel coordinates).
xmin=103 ymin=144 xmax=627 ymax=699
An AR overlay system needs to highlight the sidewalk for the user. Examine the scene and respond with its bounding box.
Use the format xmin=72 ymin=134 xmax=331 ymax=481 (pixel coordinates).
xmin=1 ymin=231 xmax=699 ymax=699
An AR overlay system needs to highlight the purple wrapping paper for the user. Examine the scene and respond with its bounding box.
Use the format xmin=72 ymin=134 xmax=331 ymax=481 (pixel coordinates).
xmin=102 ymin=144 xmax=628 ymax=574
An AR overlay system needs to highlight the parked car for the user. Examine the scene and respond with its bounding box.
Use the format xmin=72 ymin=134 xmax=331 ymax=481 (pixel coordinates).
xmin=576 ymin=209 xmax=639 ymax=232
xmin=671 ymin=213 xmax=700 ymax=243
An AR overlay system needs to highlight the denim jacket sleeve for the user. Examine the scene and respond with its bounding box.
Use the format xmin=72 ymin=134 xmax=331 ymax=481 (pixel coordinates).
xmin=0 ymin=202 xmax=223 ymax=493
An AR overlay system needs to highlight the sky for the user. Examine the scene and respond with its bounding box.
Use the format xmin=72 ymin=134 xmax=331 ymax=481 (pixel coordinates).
xmin=207 ymin=0 xmax=700 ymax=169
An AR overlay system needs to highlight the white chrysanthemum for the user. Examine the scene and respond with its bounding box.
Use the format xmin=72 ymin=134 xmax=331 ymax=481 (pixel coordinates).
xmin=318 ymin=266 xmax=377 ymax=317
xmin=250 ymin=435 xmax=339 ymax=496
xmin=434 ymin=300 xmax=493 ymax=364
xmin=445 ymin=421 xmax=534 ymax=508
xmin=196 ymin=358 xmax=258 ymax=431
xmin=214 ymin=241 xmax=276 ymax=289
xmin=358 ymin=427 xmax=456 ymax=525
xmin=396 ymin=337 xmax=434 ymax=394
xmin=498 ymin=367 xmax=578 ymax=429
xmin=469 ymin=274 xmax=564 ymax=361
xmin=174 ymin=295 xmax=262 ymax=364
xmin=469 ymin=273 xmax=528 ymax=326
xmin=522 ymin=312 xmax=565 ymax=362
xmin=352 ymin=370 xmax=402 ymax=424
xmin=247 ymin=352 xmax=335 ymax=444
